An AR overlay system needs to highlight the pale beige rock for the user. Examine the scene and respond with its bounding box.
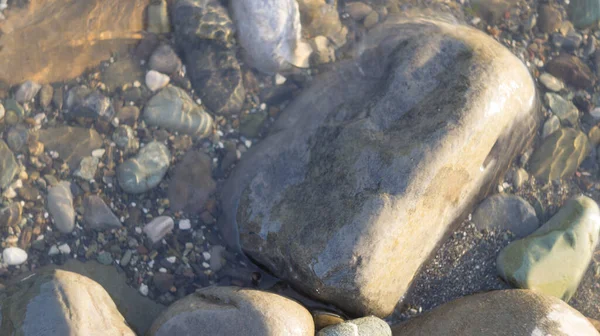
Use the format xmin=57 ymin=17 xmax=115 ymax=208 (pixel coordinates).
xmin=0 ymin=0 xmax=149 ymax=85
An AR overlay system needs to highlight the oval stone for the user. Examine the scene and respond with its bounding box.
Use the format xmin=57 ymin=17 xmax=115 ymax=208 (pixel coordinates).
xmin=117 ymin=141 xmax=170 ymax=194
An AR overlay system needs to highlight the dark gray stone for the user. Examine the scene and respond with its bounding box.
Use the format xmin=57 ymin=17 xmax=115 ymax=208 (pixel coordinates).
xmin=220 ymin=17 xmax=540 ymax=317
xmin=149 ymin=44 xmax=182 ymax=75
xmin=83 ymin=195 xmax=122 ymax=230
xmin=472 ymin=194 xmax=539 ymax=238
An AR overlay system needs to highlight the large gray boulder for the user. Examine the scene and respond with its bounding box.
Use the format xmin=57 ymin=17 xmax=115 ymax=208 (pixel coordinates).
xmin=220 ymin=16 xmax=540 ymax=317
xmin=391 ymin=290 xmax=600 ymax=335
xmin=147 ymin=286 xmax=314 ymax=336
xmin=0 ymin=269 xmax=135 ymax=335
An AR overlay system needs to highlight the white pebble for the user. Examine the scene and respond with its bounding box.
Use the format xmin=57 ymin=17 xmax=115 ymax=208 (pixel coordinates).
xmin=139 ymin=283 xmax=149 ymax=296
xmin=275 ymin=73 xmax=287 ymax=85
xmin=0 ymin=103 xmax=4 ymax=120
xmin=2 ymin=187 xmax=16 ymax=199
xmin=133 ymin=80 xmax=141 ymax=88
xmin=143 ymin=216 xmax=174 ymax=244
xmin=202 ymin=251 xmax=211 ymax=260
xmin=202 ymin=262 xmax=210 ymax=268
xmin=3 ymin=247 xmax=27 ymax=265
xmin=179 ymin=219 xmax=192 ymax=230
xmin=166 ymin=256 xmax=177 ymax=263
xmin=92 ymin=149 xmax=106 ymax=158
xmin=48 ymin=245 xmax=60 ymax=256
xmin=58 ymin=243 xmax=71 ymax=254
xmin=135 ymin=227 xmax=142 ymax=234
xmin=159 ymin=267 xmax=167 ymax=273
xmin=145 ymin=70 xmax=170 ymax=92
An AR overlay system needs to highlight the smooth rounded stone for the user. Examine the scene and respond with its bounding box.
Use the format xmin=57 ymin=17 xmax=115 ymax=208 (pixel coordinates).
xmin=545 ymin=93 xmax=579 ymax=126
xmin=15 ymin=80 xmax=42 ymax=103
xmin=221 ymin=17 xmax=539 ymax=317
xmin=510 ymin=167 xmax=529 ymax=189
xmin=0 ymin=102 xmax=4 ymax=120
xmin=231 ymin=0 xmax=312 ymax=74
xmin=149 ymin=44 xmax=182 ymax=75
xmin=538 ymin=4 xmax=562 ymax=33
xmin=297 ymin=0 xmax=347 ymax=47
xmin=83 ymin=195 xmax=122 ymax=230
xmin=364 ymin=11 xmax=380 ymax=29
xmin=0 ymin=268 xmax=135 ymax=335
xmin=146 ymin=70 xmax=170 ymax=91
xmin=497 ymin=196 xmax=600 ymax=301
xmin=70 ymin=91 xmax=115 ymax=122
xmin=147 ymin=286 xmax=314 ymax=336
xmin=590 ymin=125 xmax=600 ymax=147
xmin=569 ymin=0 xmax=600 ymax=28
xmin=4 ymin=99 xmax=25 ymax=120
xmin=116 ymin=105 xmax=140 ymax=126
xmin=75 ymin=156 xmax=99 ymax=180
xmin=6 ymin=124 xmax=29 ymax=153
xmin=120 ymin=250 xmax=133 ymax=266
xmin=47 ymin=181 xmax=75 ymax=234
xmin=147 ymin=0 xmax=170 ymax=34
xmin=39 ymin=84 xmax=54 ymax=109
xmin=539 ymin=73 xmax=564 ymax=92
xmin=391 ymin=290 xmax=600 ymax=336
xmin=345 ymin=2 xmax=374 ymax=20
xmin=546 ymin=54 xmax=595 ymax=90
xmin=318 ymin=316 xmax=390 ymax=336
xmin=144 ymin=85 xmax=213 ymax=137
xmin=97 ymin=251 xmax=114 ymax=265
xmin=3 ymin=246 xmax=27 ymax=265
xmin=590 ymin=107 xmax=600 ymax=122
xmin=18 ymin=185 xmax=40 ymax=202
xmin=472 ymin=194 xmax=539 ymax=238
xmin=528 ymin=128 xmax=590 ymax=181
xmin=0 ymin=203 xmax=22 ymax=228
xmin=65 ymin=85 xmax=92 ymax=110
xmin=168 ymin=150 xmax=216 ymax=213
xmin=38 ymin=126 xmax=103 ymax=169
xmin=143 ymin=216 xmax=174 ymax=244
xmin=172 ymin=0 xmax=245 ymax=115
xmin=542 ymin=115 xmax=561 ymax=139
xmin=112 ymin=125 xmax=139 ymax=155
xmin=117 ymin=141 xmax=170 ymax=194
xmin=0 ymin=139 xmax=18 ymax=190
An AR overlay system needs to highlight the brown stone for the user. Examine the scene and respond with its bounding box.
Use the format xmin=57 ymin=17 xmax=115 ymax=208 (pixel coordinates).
xmin=0 ymin=0 xmax=149 ymax=85
xmin=537 ymin=5 xmax=563 ymax=33
xmin=546 ymin=54 xmax=595 ymax=90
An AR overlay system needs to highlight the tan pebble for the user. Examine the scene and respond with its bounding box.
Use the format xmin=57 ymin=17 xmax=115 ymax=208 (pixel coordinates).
xmin=363 ymin=11 xmax=379 ymax=29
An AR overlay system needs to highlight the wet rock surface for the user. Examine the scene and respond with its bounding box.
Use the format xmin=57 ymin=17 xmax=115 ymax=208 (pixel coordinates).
xmin=222 ymin=17 xmax=539 ymax=317
xmin=117 ymin=141 xmax=171 ymax=194
xmin=38 ymin=126 xmax=103 ymax=169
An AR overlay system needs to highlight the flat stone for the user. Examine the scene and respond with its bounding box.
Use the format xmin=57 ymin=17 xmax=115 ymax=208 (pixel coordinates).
xmin=143 ymin=216 xmax=174 ymax=244
xmin=317 ymin=316 xmax=391 ymax=336
xmin=497 ymin=196 xmax=600 ymax=301
xmin=528 ymin=128 xmax=590 ymax=181
xmin=391 ymin=290 xmax=600 ymax=335
xmin=117 ymin=141 xmax=170 ymax=194
xmin=545 ymin=93 xmax=579 ymax=126
xmin=147 ymin=287 xmax=314 ymax=336
xmin=15 ymin=80 xmax=41 ymax=103
xmin=144 ymin=85 xmax=213 ymax=137
xmin=97 ymin=251 xmax=114 ymax=265
xmin=75 ymin=156 xmax=99 ymax=180
xmin=221 ymin=17 xmax=539 ymax=317
xmin=6 ymin=124 xmax=29 ymax=153
xmin=569 ymin=0 xmax=600 ymax=28
xmin=116 ymin=106 xmax=140 ymax=126
xmin=17 ymin=185 xmax=40 ymax=202
xmin=472 ymin=194 xmax=539 ymax=238
xmin=542 ymin=115 xmax=561 ymax=139
xmin=0 ymin=140 xmax=18 ymax=189
xmin=345 ymin=2 xmax=373 ymax=20
xmin=539 ymin=72 xmax=564 ymax=92
xmin=83 ymin=195 xmax=122 ymax=230
xmin=2 ymin=247 xmax=27 ymax=265
xmin=239 ymin=110 xmax=268 ymax=138
xmin=0 ymin=0 xmax=149 ymax=85
xmin=168 ymin=150 xmax=216 ymax=213
xmin=0 ymin=268 xmax=135 ymax=335
xmin=38 ymin=126 xmax=103 ymax=169
xmin=70 ymin=91 xmax=115 ymax=122
xmin=149 ymin=44 xmax=182 ymax=75
xmin=546 ymin=54 xmax=595 ymax=90
xmin=102 ymin=58 xmax=145 ymax=91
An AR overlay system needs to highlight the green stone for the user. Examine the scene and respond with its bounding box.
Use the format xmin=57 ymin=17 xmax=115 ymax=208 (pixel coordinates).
xmin=97 ymin=251 xmax=114 ymax=265
xmin=239 ymin=110 xmax=268 ymax=138
xmin=497 ymin=195 xmax=600 ymax=301
xmin=569 ymin=0 xmax=600 ymax=28
xmin=528 ymin=128 xmax=590 ymax=181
